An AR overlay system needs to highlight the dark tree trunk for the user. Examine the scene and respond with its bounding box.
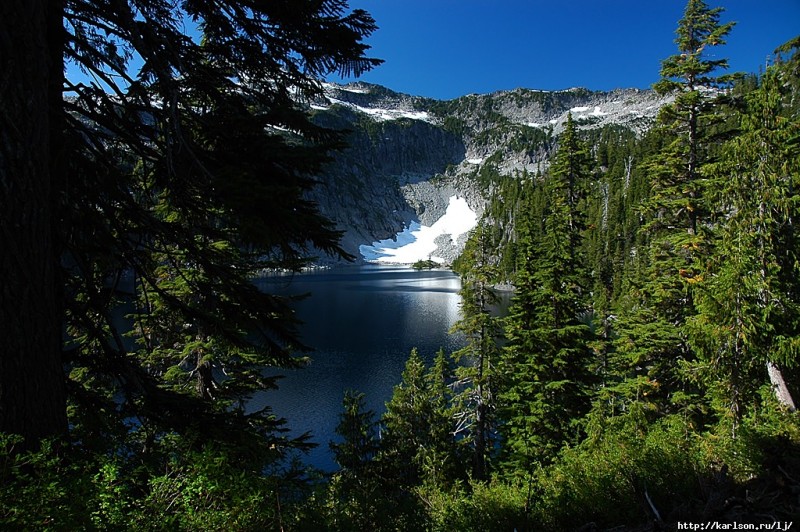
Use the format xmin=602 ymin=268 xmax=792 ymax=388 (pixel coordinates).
xmin=473 ymin=395 xmax=488 ymax=481
xmin=0 ymin=0 xmax=67 ymax=444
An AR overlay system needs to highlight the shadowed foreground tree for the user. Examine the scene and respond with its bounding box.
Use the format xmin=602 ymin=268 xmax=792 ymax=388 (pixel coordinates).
xmin=0 ymin=0 xmax=67 ymax=442
xmin=1 ymin=0 xmax=380 ymax=452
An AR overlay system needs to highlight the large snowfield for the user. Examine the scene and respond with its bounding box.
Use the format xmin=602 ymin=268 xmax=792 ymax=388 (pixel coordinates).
xmin=359 ymin=196 xmax=478 ymax=264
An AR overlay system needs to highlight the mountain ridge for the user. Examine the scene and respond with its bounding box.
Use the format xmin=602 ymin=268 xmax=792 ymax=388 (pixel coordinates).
xmin=307 ymin=81 xmax=673 ymax=264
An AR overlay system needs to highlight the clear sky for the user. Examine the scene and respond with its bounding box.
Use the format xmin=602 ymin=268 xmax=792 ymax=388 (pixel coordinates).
xmin=333 ymin=0 xmax=800 ymax=100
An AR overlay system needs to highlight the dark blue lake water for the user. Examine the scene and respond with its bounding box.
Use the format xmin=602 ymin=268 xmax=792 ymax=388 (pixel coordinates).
xmin=251 ymin=265 xmax=467 ymax=471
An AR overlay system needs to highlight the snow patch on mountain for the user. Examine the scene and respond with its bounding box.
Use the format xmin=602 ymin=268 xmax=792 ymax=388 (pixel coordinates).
xmin=355 ymin=105 xmax=431 ymax=122
xmin=313 ymin=98 xmax=432 ymax=122
xmin=306 ymin=82 xmax=673 ymax=263
xmin=315 ymin=82 xmax=435 ymax=123
xmin=359 ymin=196 xmax=477 ymax=264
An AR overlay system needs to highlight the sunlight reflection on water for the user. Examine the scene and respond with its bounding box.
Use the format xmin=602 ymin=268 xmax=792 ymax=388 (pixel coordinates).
xmin=250 ymin=265 xmax=465 ymax=471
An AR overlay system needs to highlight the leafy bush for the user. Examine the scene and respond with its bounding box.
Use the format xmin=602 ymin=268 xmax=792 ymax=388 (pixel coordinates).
xmin=0 ymin=434 xmax=90 ymax=529
xmin=530 ymin=415 xmax=706 ymax=529
xmin=0 ymin=432 xmax=308 ymax=531
xmin=419 ymin=480 xmax=527 ymax=532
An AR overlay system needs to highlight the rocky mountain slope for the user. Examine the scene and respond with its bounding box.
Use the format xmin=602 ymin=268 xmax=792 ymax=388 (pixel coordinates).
xmin=307 ymin=82 xmax=672 ymax=264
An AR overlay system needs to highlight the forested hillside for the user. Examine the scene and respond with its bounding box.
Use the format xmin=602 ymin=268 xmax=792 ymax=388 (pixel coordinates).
xmin=2 ymin=0 xmax=799 ymax=529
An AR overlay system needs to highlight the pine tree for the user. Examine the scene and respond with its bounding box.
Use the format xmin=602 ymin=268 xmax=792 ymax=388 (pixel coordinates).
xmin=322 ymin=390 xmax=388 ymax=530
xmin=378 ymin=348 xmax=460 ymax=487
xmin=331 ymin=391 xmax=380 ymax=473
xmin=379 ymin=348 xmax=431 ymax=487
xmin=687 ymin=42 xmax=800 ymax=429
xmin=608 ymin=0 xmax=736 ymax=422
xmin=581 ymin=126 xmax=643 ymax=397
xmin=451 ymin=223 xmax=503 ymax=481
xmin=653 ymin=0 xmax=737 ymax=237
xmin=498 ymin=114 xmax=595 ymax=470
xmin=423 ymin=348 xmax=463 ymax=485
xmin=2 ymin=0 xmax=381 ymax=451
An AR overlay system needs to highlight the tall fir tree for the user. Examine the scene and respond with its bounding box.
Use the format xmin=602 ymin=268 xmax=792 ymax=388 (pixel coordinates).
xmin=323 ymin=390 xmax=387 ymax=531
xmin=331 ymin=391 xmax=380 ymax=473
xmin=608 ymin=0 xmax=735 ymax=423
xmin=498 ymin=114 xmax=595 ymax=471
xmin=652 ymin=0 xmax=737 ymax=237
xmin=423 ymin=348 xmax=463 ymax=486
xmin=451 ymin=223 xmax=503 ymax=481
xmin=687 ymin=41 xmax=800 ymax=429
xmin=378 ymin=348 xmax=460 ymax=488
xmin=377 ymin=349 xmax=429 ymax=488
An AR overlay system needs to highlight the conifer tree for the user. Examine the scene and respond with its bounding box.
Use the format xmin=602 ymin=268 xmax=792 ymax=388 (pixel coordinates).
xmin=498 ymin=114 xmax=595 ymax=470
xmin=2 ymin=0 xmax=381 ymax=451
xmin=451 ymin=223 xmax=503 ymax=481
xmin=423 ymin=348 xmax=463 ymax=485
xmin=379 ymin=348 xmax=430 ymax=487
xmin=367 ymin=349 xmax=460 ymax=527
xmin=608 ymin=0 xmax=735 ymax=421
xmin=379 ymin=348 xmax=460 ymax=487
xmin=687 ymin=41 xmax=800 ymax=428
xmin=323 ymin=390 xmax=387 ymax=530
xmin=331 ymin=391 xmax=380 ymax=473
xmin=653 ymin=0 xmax=736 ymax=237
xmin=581 ymin=126 xmax=642 ymax=395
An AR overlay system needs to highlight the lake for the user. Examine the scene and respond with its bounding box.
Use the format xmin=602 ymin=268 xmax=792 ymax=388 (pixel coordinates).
xmin=251 ymin=265 xmax=467 ymax=471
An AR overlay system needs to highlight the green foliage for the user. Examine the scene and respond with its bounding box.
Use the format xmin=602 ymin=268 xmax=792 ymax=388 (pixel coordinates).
xmin=134 ymin=446 xmax=286 ymax=531
xmin=310 ymin=349 xmax=462 ymax=530
xmin=379 ymin=349 xmax=462 ymax=488
xmin=0 ymin=435 xmax=86 ymax=528
xmin=310 ymin=391 xmax=393 ymax=530
xmin=0 ymin=432 xmax=311 ymax=531
xmin=424 ymin=349 xmax=465 ymax=486
xmin=528 ymin=406 xmax=800 ymax=528
xmin=603 ymin=0 xmax=739 ymax=425
xmin=531 ymin=416 xmax=706 ymax=528
xmin=451 ymin=224 xmax=505 ymax=480
xmin=650 ymin=0 xmax=738 ymax=236
xmin=498 ymin=114 xmax=596 ymax=470
xmin=654 ymin=0 xmax=736 ymax=94
xmin=330 ymin=391 xmax=379 ymax=473
xmin=687 ymin=43 xmax=800 ymax=426
xmin=308 ymin=471 xmax=408 ymax=531
xmin=418 ymin=480 xmax=528 ymax=532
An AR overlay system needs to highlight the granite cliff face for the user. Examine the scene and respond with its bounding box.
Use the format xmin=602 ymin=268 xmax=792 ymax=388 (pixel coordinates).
xmin=307 ymin=82 xmax=671 ymax=264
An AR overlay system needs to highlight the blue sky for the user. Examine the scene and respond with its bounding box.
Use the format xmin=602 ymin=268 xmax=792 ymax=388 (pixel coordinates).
xmin=334 ymin=0 xmax=800 ymax=100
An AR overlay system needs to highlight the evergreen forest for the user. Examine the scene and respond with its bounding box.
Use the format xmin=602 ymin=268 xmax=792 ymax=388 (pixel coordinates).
xmin=2 ymin=0 xmax=800 ymax=529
